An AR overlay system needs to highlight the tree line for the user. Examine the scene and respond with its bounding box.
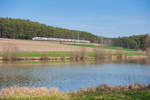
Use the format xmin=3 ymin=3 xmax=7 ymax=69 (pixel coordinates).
xmin=112 ymin=34 xmax=150 ymax=50
xmin=0 ymin=17 xmax=149 ymax=50
xmin=0 ymin=17 xmax=101 ymax=43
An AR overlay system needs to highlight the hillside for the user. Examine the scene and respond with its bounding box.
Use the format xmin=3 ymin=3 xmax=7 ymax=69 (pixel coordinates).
xmin=0 ymin=38 xmax=94 ymax=52
xmin=0 ymin=38 xmax=146 ymax=58
xmin=0 ymin=17 xmax=149 ymax=50
xmin=0 ymin=17 xmax=101 ymax=43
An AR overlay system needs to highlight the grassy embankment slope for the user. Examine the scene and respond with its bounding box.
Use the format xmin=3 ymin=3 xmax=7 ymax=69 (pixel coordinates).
xmin=1 ymin=90 xmax=150 ymax=100
xmin=0 ymin=38 xmax=145 ymax=58
xmin=66 ymin=43 xmax=145 ymax=56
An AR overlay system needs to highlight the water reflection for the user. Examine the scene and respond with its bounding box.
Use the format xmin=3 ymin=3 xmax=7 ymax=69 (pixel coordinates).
xmin=0 ymin=63 xmax=150 ymax=92
xmin=0 ymin=66 xmax=44 ymax=89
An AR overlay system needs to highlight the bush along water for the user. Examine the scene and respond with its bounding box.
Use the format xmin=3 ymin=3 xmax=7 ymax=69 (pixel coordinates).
xmin=1 ymin=84 xmax=150 ymax=100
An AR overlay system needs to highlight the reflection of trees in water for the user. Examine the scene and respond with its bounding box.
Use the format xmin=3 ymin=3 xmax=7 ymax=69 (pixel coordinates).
xmin=0 ymin=74 xmax=43 ymax=89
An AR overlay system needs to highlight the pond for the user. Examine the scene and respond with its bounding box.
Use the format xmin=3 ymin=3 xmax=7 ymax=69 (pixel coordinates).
xmin=0 ymin=63 xmax=150 ymax=92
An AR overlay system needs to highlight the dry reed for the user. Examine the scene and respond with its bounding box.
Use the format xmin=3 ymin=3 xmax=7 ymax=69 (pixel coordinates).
xmin=146 ymin=48 xmax=150 ymax=64
xmin=145 ymin=34 xmax=150 ymax=64
xmin=40 ymin=52 xmax=49 ymax=61
xmin=0 ymin=86 xmax=59 ymax=97
xmin=93 ymin=47 xmax=106 ymax=63
xmin=116 ymin=47 xmax=124 ymax=61
xmin=69 ymin=48 xmax=87 ymax=62
xmin=2 ymin=42 xmax=20 ymax=61
xmin=79 ymin=47 xmax=87 ymax=62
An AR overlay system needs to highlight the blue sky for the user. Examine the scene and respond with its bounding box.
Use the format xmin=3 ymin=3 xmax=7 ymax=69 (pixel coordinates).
xmin=0 ymin=0 xmax=150 ymax=37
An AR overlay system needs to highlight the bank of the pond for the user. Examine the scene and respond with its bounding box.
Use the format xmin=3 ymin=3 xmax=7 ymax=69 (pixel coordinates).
xmin=0 ymin=56 xmax=147 ymax=65
xmin=1 ymin=84 xmax=150 ymax=100
xmin=0 ymin=51 xmax=145 ymax=57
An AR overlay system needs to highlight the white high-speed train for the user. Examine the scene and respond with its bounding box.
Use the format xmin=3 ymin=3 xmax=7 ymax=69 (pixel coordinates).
xmin=32 ymin=37 xmax=90 ymax=43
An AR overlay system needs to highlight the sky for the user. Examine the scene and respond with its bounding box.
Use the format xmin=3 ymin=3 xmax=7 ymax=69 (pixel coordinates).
xmin=0 ymin=0 xmax=150 ymax=37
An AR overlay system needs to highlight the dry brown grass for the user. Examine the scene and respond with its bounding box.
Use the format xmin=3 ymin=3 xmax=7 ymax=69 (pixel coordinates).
xmin=146 ymin=48 xmax=150 ymax=64
xmin=93 ymin=47 xmax=107 ymax=63
xmin=0 ymin=38 xmax=116 ymax=53
xmin=0 ymin=38 xmax=94 ymax=52
xmin=2 ymin=42 xmax=20 ymax=61
xmin=0 ymin=86 xmax=59 ymax=97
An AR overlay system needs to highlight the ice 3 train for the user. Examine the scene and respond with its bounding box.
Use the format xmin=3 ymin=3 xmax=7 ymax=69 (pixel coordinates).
xmin=32 ymin=37 xmax=90 ymax=43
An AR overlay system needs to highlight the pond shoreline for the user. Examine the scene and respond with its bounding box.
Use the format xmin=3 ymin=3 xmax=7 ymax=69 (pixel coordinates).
xmin=0 ymin=55 xmax=147 ymax=61
xmin=0 ymin=83 xmax=150 ymax=97
xmin=0 ymin=63 xmax=150 ymax=100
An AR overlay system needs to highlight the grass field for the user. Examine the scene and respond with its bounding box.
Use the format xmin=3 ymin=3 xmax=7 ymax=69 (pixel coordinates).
xmin=66 ymin=43 xmax=96 ymax=47
xmin=0 ymin=50 xmax=145 ymax=58
xmin=1 ymin=90 xmax=150 ymax=100
xmin=65 ymin=43 xmax=137 ymax=51
xmin=65 ymin=43 xmax=145 ymax=56
xmin=0 ymin=38 xmax=146 ymax=58
xmin=0 ymin=38 xmax=93 ymax=52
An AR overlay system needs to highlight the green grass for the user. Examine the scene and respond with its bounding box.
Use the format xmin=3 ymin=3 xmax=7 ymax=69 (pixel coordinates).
xmin=65 ymin=43 xmax=96 ymax=47
xmin=102 ymin=45 xmax=146 ymax=56
xmin=65 ymin=43 xmax=137 ymax=52
xmin=102 ymin=45 xmax=136 ymax=51
xmin=0 ymin=51 xmax=72 ymax=57
xmin=65 ymin=43 xmax=145 ymax=56
xmin=1 ymin=90 xmax=150 ymax=100
xmin=0 ymin=50 xmax=145 ymax=58
xmin=18 ymin=51 xmax=68 ymax=57
xmin=71 ymin=90 xmax=150 ymax=100
xmin=0 ymin=44 xmax=146 ymax=58
xmin=25 ymin=51 xmax=71 ymax=57
xmin=0 ymin=51 xmax=96 ymax=57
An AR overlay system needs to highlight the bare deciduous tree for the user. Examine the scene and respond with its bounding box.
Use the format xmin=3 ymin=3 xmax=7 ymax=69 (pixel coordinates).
xmin=2 ymin=42 xmax=19 ymax=61
xmin=145 ymin=34 xmax=150 ymax=49
xmin=145 ymin=34 xmax=150 ymax=64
